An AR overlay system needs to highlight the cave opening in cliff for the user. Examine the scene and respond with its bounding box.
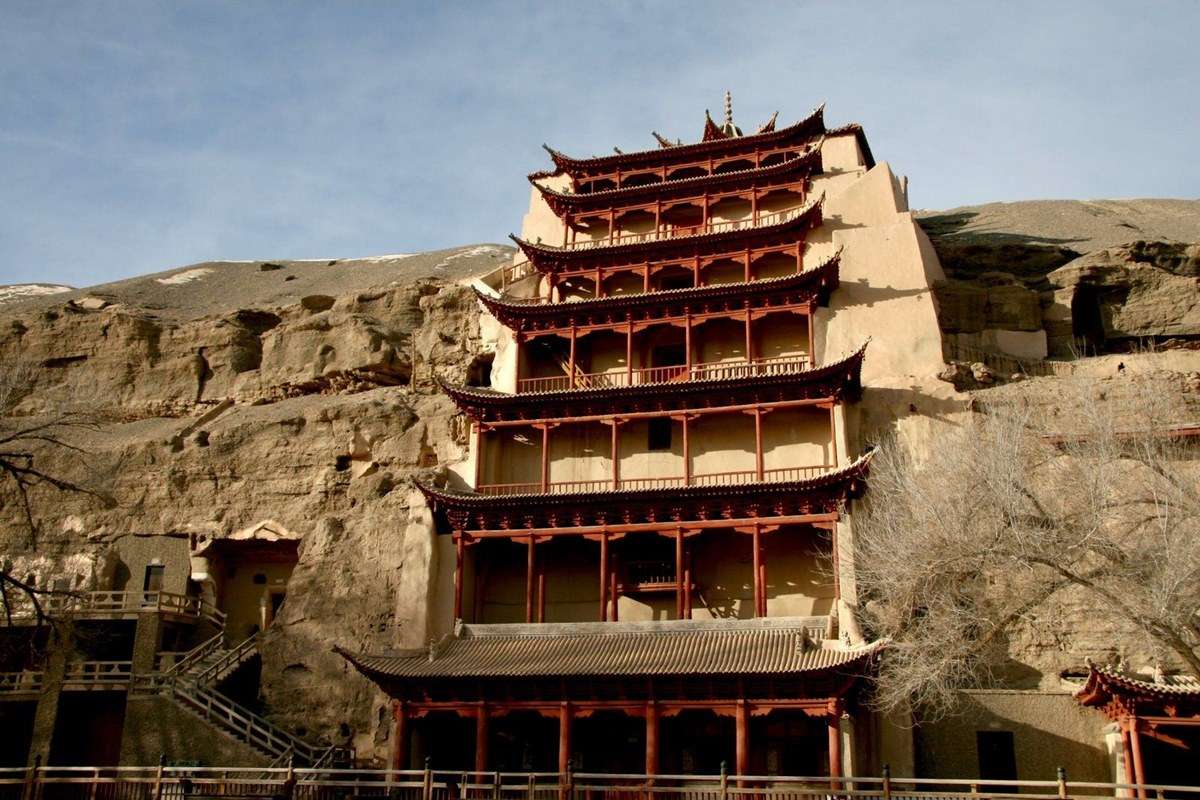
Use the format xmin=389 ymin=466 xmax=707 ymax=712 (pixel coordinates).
xmin=194 ymin=536 xmax=300 ymax=643
xmin=1071 ymin=285 xmax=1107 ymax=356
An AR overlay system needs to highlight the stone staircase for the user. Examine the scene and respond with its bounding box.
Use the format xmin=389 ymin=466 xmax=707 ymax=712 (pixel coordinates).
xmin=153 ymin=632 xmax=335 ymax=766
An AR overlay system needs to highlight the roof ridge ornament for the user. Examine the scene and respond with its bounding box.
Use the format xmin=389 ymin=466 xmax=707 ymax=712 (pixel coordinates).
xmin=757 ymin=111 xmax=779 ymax=134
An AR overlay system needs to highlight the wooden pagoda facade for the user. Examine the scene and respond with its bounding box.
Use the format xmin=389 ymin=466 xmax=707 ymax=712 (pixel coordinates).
xmin=343 ymin=100 xmax=882 ymax=779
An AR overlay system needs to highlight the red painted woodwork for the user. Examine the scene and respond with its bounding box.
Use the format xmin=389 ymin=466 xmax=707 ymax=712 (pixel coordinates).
xmin=645 ymin=702 xmax=659 ymax=776
xmin=392 ymin=701 xmax=407 ymax=772
xmin=559 ymin=702 xmax=572 ymax=775
xmin=735 ymin=699 xmax=749 ymax=777
xmin=828 ymin=713 xmax=842 ymax=783
xmin=475 ymin=704 xmax=489 ymax=773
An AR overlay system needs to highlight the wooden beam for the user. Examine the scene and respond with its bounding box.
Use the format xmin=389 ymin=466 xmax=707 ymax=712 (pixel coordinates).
xmin=828 ymin=712 xmax=842 ymax=786
xmin=463 ymin=513 xmax=840 ymax=539
xmin=1129 ymin=721 xmax=1147 ymax=799
xmin=391 ymin=701 xmax=407 ymax=773
xmin=558 ymin=702 xmax=572 ymax=776
xmin=645 ymin=701 xmax=659 ymax=776
xmin=735 ymin=699 xmax=749 ymax=778
xmin=453 ymin=534 xmax=465 ymax=621
xmin=481 ymin=396 xmax=837 ymax=429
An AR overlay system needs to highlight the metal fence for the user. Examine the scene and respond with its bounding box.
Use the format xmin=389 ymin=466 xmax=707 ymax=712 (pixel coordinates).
xmin=2 ymin=767 xmax=1197 ymax=800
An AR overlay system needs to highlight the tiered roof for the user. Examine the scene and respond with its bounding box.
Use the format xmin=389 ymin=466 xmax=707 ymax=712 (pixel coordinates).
xmin=415 ymin=450 xmax=872 ymax=534
xmin=512 ymin=193 xmax=824 ymax=275
xmin=534 ymin=143 xmax=822 ymax=215
xmin=477 ymin=249 xmax=840 ymax=334
xmin=532 ymin=104 xmax=828 ymax=179
xmin=440 ymin=343 xmax=865 ymax=424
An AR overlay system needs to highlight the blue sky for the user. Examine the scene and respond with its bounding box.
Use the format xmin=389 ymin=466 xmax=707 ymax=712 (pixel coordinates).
xmin=1 ymin=1 xmax=1197 ymax=287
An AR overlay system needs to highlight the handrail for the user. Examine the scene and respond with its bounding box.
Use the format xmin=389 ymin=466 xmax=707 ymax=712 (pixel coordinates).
xmin=170 ymin=680 xmax=321 ymax=763
xmin=0 ymin=671 xmax=43 ymax=693
xmin=192 ymin=632 xmax=259 ymax=685
xmin=61 ymin=660 xmax=133 ymax=686
xmin=517 ymin=354 xmax=809 ymax=393
xmin=566 ymin=205 xmax=813 ymax=251
xmin=163 ymin=631 xmax=225 ymax=677
xmin=1 ymin=590 xmax=224 ymax=626
xmin=476 ymin=465 xmax=834 ymax=497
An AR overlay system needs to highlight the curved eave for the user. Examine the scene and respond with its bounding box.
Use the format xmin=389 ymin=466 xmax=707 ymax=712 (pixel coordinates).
xmin=1075 ymin=665 xmax=1200 ymax=707
xmin=436 ymin=341 xmax=866 ymax=422
xmin=475 ymin=248 xmax=841 ymax=330
xmin=512 ymin=193 xmax=824 ymax=271
xmin=533 ymin=144 xmax=822 ymax=215
xmin=539 ymin=104 xmax=825 ymax=177
xmin=417 ymin=449 xmax=873 ymax=514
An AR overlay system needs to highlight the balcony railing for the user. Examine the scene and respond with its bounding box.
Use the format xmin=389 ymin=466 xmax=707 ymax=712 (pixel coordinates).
xmin=0 ymin=671 xmax=43 ymax=695
xmin=518 ymin=354 xmax=809 ymax=393
xmin=566 ymin=205 xmax=812 ymax=251
xmin=61 ymin=660 xmax=133 ymax=689
xmin=1 ymin=590 xmax=224 ymax=628
xmin=477 ymin=465 xmax=834 ymax=497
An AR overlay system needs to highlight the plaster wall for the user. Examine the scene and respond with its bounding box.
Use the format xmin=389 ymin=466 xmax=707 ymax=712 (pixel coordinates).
xmin=213 ymin=556 xmax=296 ymax=643
xmin=110 ymin=534 xmax=192 ymax=595
xmin=914 ymin=691 xmax=1110 ymax=782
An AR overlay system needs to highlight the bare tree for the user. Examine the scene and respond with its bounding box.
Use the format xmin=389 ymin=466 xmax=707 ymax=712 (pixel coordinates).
xmin=854 ymin=377 xmax=1200 ymax=718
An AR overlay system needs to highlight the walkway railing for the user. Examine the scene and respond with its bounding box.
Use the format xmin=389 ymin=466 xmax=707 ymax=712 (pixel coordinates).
xmin=477 ymin=465 xmax=834 ymax=497
xmin=0 ymin=671 xmax=42 ymax=695
xmin=566 ymin=205 xmax=815 ymax=252
xmin=517 ymin=355 xmax=810 ymax=393
xmin=2 ymin=591 xmax=225 ymax=628
xmin=1 ymin=766 xmax=1197 ymax=800
xmin=61 ymin=661 xmax=132 ymax=689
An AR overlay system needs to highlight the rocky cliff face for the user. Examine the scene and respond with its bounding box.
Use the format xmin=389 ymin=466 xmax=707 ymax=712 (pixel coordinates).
xmin=0 ymin=245 xmax=510 ymax=759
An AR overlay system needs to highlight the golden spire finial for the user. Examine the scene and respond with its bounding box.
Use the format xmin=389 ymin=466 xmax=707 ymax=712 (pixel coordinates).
xmin=724 ymin=90 xmax=733 ymax=127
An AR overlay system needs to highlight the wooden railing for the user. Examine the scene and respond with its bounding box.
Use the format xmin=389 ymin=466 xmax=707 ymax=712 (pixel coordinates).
xmin=1 ymin=591 xmax=224 ymax=627
xmin=192 ymin=633 xmax=259 ymax=685
xmin=566 ymin=204 xmax=815 ymax=251
xmin=0 ymin=671 xmax=42 ymax=695
xmin=2 ymin=766 xmax=1199 ymax=800
xmin=477 ymin=465 xmax=834 ymax=497
xmin=61 ymin=661 xmax=132 ymax=689
xmin=517 ymin=355 xmax=810 ymax=393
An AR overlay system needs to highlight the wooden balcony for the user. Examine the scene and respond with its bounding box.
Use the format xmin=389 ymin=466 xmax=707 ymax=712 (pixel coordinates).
xmin=566 ymin=205 xmax=810 ymax=251
xmin=61 ymin=661 xmax=133 ymax=690
xmin=476 ymin=464 xmax=833 ymax=497
xmin=517 ymin=354 xmax=809 ymax=394
xmin=0 ymin=670 xmax=43 ymax=698
xmin=0 ymin=590 xmax=224 ymax=627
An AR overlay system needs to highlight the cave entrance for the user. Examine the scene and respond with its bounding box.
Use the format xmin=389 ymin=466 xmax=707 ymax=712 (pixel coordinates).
xmin=1071 ymin=285 xmax=1106 ymax=356
xmin=193 ymin=527 xmax=300 ymax=643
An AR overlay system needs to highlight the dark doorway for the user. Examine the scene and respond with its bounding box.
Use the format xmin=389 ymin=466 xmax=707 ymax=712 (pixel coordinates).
xmin=489 ymin=711 xmax=558 ymax=771
xmin=409 ymin=711 xmax=474 ymax=771
xmin=142 ymin=564 xmax=165 ymax=593
xmin=573 ymin=711 xmax=645 ymax=773
xmin=0 ymin=702 xmax=36 ymax=766
xmin=661 ymin=709 xmax=735 ymax=775
xmin=750 ymin=710 xmax=829 ymax=776
xmin=977 ymin=730 xmax=1018 ymax=784
xmin=49 ymin=693 xmax=127 ymax=766
xmin=1143 ymin=726 xmax=1200 ymax=788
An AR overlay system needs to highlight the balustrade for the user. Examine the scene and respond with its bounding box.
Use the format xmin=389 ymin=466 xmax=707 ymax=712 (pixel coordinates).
xmin=476 ymin=464 xmax=833 ymax=497
xmin=517 ymin=354 xmax=809 ymax=394
xmin=1 ymin=590 xmax=224 ymax=627
xmin=567 ymin=206 xmax=810 ymax=251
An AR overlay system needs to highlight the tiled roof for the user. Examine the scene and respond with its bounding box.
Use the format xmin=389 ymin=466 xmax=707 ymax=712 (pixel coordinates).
xmin=534 ymin=105 xmax=826 ymax=177
xmin=533 ymin=144 xmax=822 ymax=209
xmin=475 ymin=248 xmax=841 ymax=329
xmin=338 ymin=618 xmax=885 ymax=680
xmin=1081 ymin=664 xmax=1200 ymax=698
xmin=512 ymin=194 xmax=823 ymax=265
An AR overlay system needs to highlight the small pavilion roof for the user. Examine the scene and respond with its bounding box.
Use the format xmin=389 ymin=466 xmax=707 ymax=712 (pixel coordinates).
xmin=512 ymin=193 xmax=824 ymax=273
xmin=438 ymin=342 xmax=866 ymax=424
xmin=1074 ymin=663 xmax=1200 ymax=721
xmin=533 ymin=142 xmax=822 ymax=215
xmin=476 ymin=248 xmax=840 ymax=334
xmin=413 ymin=450 xmax=873 ymax=534
xmin=531 ymin=104 xmax=826 ymax=179
xmin=337 ymin=618 xmax=886 ymax=680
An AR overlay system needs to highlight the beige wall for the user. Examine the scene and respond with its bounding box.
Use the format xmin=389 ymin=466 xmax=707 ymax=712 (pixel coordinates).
xmin=914 ymin=691 xmax=1111 ymax=782
xmin=211 ymin=554 xmax=296 ymax=642
xmin=111 ymin=534 xmax=192 ymax=595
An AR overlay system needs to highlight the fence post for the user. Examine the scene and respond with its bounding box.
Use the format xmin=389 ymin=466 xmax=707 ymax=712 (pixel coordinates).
xmin=422 ymin=758 xmax=433 ymax=800
xmin=881 ymin=765 xmax=891 ymax=800
xmin=565 ymin=757 xmax=574 ymax=800
xmin=1057 ymin=767 xmax=1067 ymax=800
xmin=492 ymin=772 xmax=501 ymax=800
xmin=153 ymin=754 xmax=166 ymax=800
xmin=719 ymin=761 xmax=728 ymax=800
xmin=528 ymin=773 xmax=536 ymax=800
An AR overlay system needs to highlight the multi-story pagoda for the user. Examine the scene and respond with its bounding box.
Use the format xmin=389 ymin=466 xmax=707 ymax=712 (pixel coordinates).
xmin=343 ymin=96 xmax=949 ymax=778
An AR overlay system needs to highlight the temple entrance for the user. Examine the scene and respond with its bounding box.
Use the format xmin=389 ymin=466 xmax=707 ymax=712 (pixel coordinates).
xmin=48 ymin=693 xmax=126 ymax=766
xmin=194 ymin=531 xmax=299 ymax=643
xmin=573 ymin=711 xmax=645 ymax=773
xmin=1142 ymin=726 xmax=1200 ymax=787
xmin=749 ymin=710 xmax=829 ymax=776
xmin=1071 ymin=285 xmax=1107 ymax=356
xmin=0 ymin=702 xmax=36 ymax=766
xmin=409 ymin=711 xmax=474 ymax=771
xmin=660 ymin=710 xmax=735 ymax=775
xmin=489 ymin=711 xmax=557 ymax=771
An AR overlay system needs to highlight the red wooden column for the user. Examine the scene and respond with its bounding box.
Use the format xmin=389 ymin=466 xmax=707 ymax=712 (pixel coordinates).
xmin=514 ymin=333 xmax=523 ymax=386
xmin=525 ymin=535 xmax=536 ymax=623
xmin=743 ymin=246 xmax=752 ymax=283
xmin=453 ymin=533 xmax=465 ymax=621
xmin=391 ymin=701 xmax=408 ymax=773
xmin=567 ymin=326 xmax=577 ymax=389
xmin=609 ymin=420 xmax=621 ymax=490
xmin=558 ymin=702 xmax=572 ymax=776
xmin=751 ymin=525 xmax=763 ymax=618
xmin=827 ymin=710 xmax=843 ymax=786
xmin=674 ymin=529 xmax=685 ymax=619
xmin=806 ymin=302 xmax=817 ymax=367
xmin=609 ymin=555 xmax=619 ymax=622
xmin=537 ymin=546 xmax=547 ymax=623
xmin=751 ymin=191 xmax=759 ymax=224
xmin=754 ymin=408 xmax=765 ymax=480
xmin=643 ymin=264 xmax=651 ymax=293
xmin=538 ymin=424 xmax=551 ymax=492
xmin=683 ymin=543 xmax=693 ymax=619
xmin=1128 ymin=719 xmax=1147 ymax=798
xmin=626 ymin=320 xmax=634 ymax=384
xmin=475 ymin=704 xmax=489 ymax=774
xmin=473 ymin=424 xmax=484 ymax=489
xmin=599 ymin=533 xmax=609 ymax=622
xmin=684 ymin=314 xmax=693 ymax=375
xmin=1120 ymin=724 xmax=1136 ymax=796
xmin=744 ymin=308 xmax=754 ymax=362
xmin=595 ymin=268 xmax=603 ymax=298
xmin=681 ymin=415 xmax=692 ymax=485
xmin=693 ymin=255 xmax=701 ymax=287
xmin=828 ymin=403 xmax=838 ymax=466
xmin=794 ymin=240 xmax=803 ymax=273
xmin=735 ymin=700 xmax=749 ymax=778
xmin=608 ymin=209 xmax=616 ymax=244
xmin=645 ymin=702 xmax=659 ymax=776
